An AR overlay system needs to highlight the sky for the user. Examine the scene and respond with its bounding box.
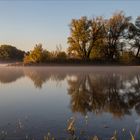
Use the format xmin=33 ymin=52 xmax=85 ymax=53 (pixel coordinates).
xmin=0 ymin=0 xmax=139 ymax=51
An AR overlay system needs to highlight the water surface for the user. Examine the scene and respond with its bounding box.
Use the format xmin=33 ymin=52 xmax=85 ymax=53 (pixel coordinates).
xmin=0 ymin=66 xmax=140 ymax=140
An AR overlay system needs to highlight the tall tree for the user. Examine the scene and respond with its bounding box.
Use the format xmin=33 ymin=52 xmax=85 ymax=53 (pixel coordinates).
xmin=127 ymin=16 xmax=140 ymax=57
xmin=105 ymin=11 xmax=131 ymax=60
xmin=67 ymin=16 xmax=104 ymax=59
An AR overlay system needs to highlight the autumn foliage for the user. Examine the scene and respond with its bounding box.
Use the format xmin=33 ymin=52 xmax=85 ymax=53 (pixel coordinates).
xmin=1 ymin=11 xmax=140 ymax=65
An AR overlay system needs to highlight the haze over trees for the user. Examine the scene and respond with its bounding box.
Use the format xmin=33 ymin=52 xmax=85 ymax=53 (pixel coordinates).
xmin=0 ymin=11 xmax=140 ymax=65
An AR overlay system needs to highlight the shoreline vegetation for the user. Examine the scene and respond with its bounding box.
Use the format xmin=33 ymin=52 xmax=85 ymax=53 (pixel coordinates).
xmin=0 ymin=60 xmax=139 ymax=67
xmin=0 ymin=11 xmax=140 ymax=66
xmin=2 ymin=58 xmax=140 ymax=67
xmin=6 ymin=61 xmax=140 ymax=67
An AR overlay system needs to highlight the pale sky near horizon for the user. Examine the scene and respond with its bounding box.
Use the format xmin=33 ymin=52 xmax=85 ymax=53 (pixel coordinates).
xmin=0 ymin=0 xmax=139 ymax=51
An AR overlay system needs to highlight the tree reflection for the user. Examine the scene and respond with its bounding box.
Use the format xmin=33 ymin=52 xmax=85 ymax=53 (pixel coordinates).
xmin=67 ymin=72 xmax=140 ymax=118
xmin=23 ymin=68 xmax=67 ymax=88
xmin=0 ymin=66 xmax=140 ymax=119
xmin=0 ymin=68 xmax=24 ymax=84
xmin=0 ymin=67 xmax=67 ymax=88
xmin=23 ymin=68 xmax=50 ymax=88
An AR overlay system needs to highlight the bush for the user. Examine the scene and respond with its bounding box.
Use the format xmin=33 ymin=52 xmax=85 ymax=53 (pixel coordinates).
xmin=119 ymin=51 xmax=135 ymax=63
xmin=23 ymin=44 xmax=51 ymax=64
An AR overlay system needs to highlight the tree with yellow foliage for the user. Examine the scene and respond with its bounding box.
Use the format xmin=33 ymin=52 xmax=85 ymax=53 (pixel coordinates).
xmin=68 ymin=16 xmax=104 ymax=60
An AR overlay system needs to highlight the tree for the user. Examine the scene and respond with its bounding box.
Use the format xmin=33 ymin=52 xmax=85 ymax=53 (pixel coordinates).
xmin=50 ymin=45 xmax=67 ymax=60
xmin=127 ymin=16 xmax=140 ymax=58
xmin=0 ymin=45 xmax=25 ymax=60
xmin=30 ymin=44 xmax=44 ymax=63
xmin=90 ymin=39 xmax=107 ymax=60
xmin=67 ymin=16 xmax=104 ymax=59
xmin=57 ymin=51 xmax=67 ymax=59
xmin=105 ymin=11 xmax=131 ymax=60
xmin=120 ymin=51 xmax=135 ymax=63
xmin=23 ymin=44 xmax=50 ymax=64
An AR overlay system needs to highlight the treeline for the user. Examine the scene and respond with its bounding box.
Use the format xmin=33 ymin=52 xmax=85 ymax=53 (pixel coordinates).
xmin=24 ymin=44 xmax=67 ymax=64
xmin=1 ymin=11 xmax=140 ymax=65
xmin=67 ymin=11 xmax=140 ymax=63
xmin=0 ymin=45 xmax=25 ymax=61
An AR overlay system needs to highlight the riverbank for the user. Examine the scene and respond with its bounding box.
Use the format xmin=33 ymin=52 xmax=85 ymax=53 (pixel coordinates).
xmin=0 ymin=60 xmax=23 ymax=67
xmin=1 ymin=59 xmax=140 ymax=67
xmin=8 ymin=62 xmax=140 ymax=67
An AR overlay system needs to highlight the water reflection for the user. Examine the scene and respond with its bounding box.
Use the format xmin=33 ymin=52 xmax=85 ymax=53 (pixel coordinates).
xmin=67 ymin=72 xmax=140 ymax=118
xmin=0 ymin=68 xmax=24 ymax=83
xmin=0 ymin=67 xmax=140 ymax=118
xmin=24 ymin=68 xmax=67 ymax=88
xmin=0 ymin=67 xmax=67 ymax=88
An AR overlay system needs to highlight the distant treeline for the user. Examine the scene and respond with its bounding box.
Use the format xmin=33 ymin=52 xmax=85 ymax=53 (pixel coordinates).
xmin=1 ymin=11 xmax=140 ymax=65
xmin=0 ymin=45 xmax=25 ymax=61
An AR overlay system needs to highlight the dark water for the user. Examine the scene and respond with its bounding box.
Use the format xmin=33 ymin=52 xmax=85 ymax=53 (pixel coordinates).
xmin=0 ymin=66 xmax=140 ymax=140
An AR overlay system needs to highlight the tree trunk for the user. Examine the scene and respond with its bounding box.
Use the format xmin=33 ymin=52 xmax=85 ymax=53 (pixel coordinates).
xmin=136 ymin=46 xmax=140 ymax=58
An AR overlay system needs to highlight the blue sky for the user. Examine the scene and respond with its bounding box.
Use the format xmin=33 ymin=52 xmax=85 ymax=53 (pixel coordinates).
xmin=0 ymin=0 xmax=139 ymax=51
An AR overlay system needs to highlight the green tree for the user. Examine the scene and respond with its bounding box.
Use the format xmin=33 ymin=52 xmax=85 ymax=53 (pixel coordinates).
xmin=0 ymin=45 xmax=25 ymax=60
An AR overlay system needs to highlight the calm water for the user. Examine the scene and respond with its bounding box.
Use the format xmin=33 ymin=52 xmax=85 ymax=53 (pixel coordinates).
xmin=0 ymin=66 xmax=140 ymax=140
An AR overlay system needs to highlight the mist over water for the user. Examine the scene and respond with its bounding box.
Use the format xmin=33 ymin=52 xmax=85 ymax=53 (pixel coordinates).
xmin=0 ymin=66 xmax=140 ymax=139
